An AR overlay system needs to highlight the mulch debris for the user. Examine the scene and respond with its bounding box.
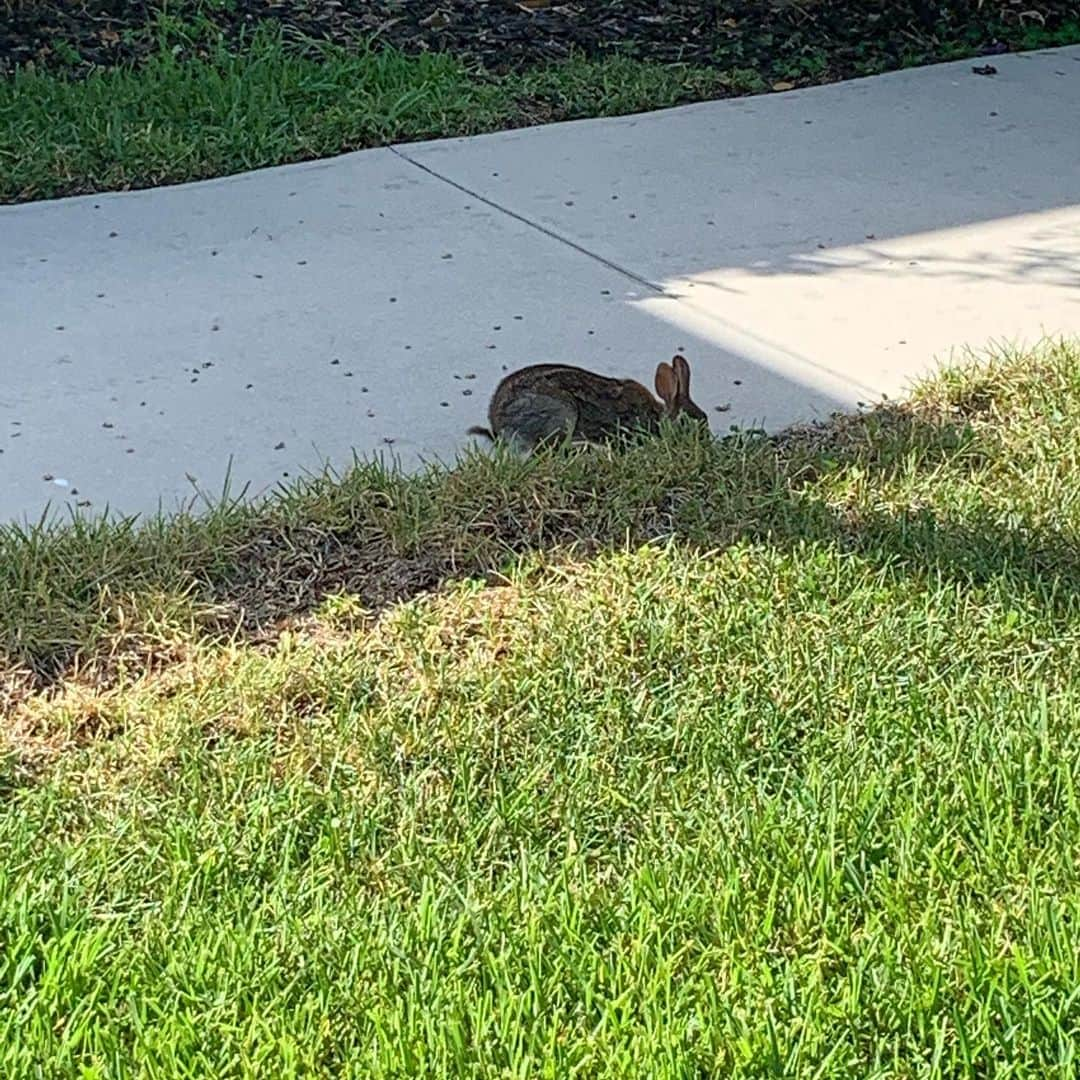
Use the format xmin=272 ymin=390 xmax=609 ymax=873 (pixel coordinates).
xmin=2 ymin=1 xmax=1075 ymax=79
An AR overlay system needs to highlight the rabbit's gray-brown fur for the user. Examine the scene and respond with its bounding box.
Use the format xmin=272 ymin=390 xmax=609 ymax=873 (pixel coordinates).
xmin=468 ymin=355 xmax=707 ymax=454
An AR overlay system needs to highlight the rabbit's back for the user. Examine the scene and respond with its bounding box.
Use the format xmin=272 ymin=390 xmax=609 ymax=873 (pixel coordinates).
xmin=489 ymin=364 xmax=661 ymax=447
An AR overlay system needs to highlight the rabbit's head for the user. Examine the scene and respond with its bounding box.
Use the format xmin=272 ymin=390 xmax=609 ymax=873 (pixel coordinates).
xmin=654 ymin=355 xmax=708 ymax=425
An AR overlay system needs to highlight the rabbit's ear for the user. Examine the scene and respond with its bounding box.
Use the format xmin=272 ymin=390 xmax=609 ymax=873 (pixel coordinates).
xmin=654 ymin=361 xmax=678 ymax=407
xmin=672 ymin=354 xmax=692 ymax=399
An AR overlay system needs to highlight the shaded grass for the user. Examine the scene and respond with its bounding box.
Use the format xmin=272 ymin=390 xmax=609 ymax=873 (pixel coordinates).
xmin=3 ymin=341 xmax=1080 ymax=1074
xmin=0 ymin=31 xmax=733 ymax=202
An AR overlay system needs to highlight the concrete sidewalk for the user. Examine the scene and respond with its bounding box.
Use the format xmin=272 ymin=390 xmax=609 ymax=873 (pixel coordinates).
xmin=3 ymin=46 xmax=1078 ymax=523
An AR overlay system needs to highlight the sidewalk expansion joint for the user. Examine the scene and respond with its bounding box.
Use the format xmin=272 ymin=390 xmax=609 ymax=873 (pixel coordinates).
xmin=391 ymin=145 xmax=671 ymax=298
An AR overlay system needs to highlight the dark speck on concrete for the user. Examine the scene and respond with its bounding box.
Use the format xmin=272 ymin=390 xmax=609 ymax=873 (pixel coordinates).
xmin=109 ymin=231 xmax=118 ymax=238
xmin=441 ymin=253 xmax=453 ymax=260
xmin=331 ymin=359 xmax=340 ymax=365
xmin=274 ymin=441 xmax=285 ymax=450
xmin=463 ymin=389 xmax=473 ymax=396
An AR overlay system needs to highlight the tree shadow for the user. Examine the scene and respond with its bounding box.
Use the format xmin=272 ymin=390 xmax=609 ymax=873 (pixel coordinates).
xmin=3 ymin=354 xmax=1078 ymax=721
xmin=701 ymin=237 xmax=1080 ymax=292
xmin=213 ymin=371 xmax=1080 ymax=644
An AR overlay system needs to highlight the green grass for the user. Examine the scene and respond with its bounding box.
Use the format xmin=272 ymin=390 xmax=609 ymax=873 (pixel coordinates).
xmin=2 ymin=6 xmax=1078 ymax=204
xmin=0 ymin=31 xmax=733 ymax=203
xmin=3 ymin=341 xmax=1080 ymax=1074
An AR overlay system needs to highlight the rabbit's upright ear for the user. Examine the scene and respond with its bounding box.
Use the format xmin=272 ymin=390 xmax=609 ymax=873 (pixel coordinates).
xmin=671 ymin=354 xmax=692 ymax=399
xmin=669 ymin=354 xmax=709 ymax=424
xmin=654 ymin=361 xmax=678 ymax=409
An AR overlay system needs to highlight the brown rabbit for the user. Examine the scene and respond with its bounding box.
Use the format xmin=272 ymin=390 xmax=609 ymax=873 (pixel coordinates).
xmin=468 ymin=354 xmax=708 ymax=453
